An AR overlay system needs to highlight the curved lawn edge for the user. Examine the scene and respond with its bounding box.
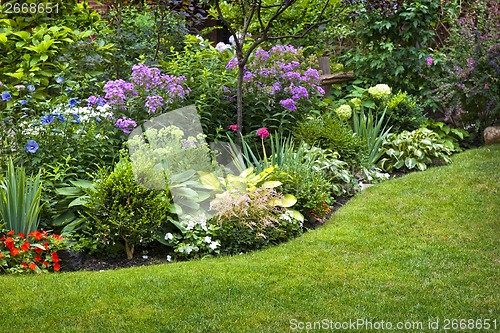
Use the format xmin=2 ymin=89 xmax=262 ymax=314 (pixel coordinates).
xmin=2 ymin=145 xmax=499 ymax=333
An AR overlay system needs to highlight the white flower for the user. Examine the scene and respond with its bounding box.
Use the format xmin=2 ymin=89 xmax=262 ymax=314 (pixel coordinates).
xmin=166 ymin=255 xmax=172 ymax=262
xmin=215 ymin=42 xmax=232 ymax=52
xmin=279 ymin=212 xmax=292 ymax=222
xmin=142 ymin=255 xmax=148 ymax=259
xmin=204 ymin=236 xmax=212 ymax=243
xmin=368 ymin=84 xmax=391 ymax=100
xmin=209 ymin=241 xmax=220 ymax=250
xmin=164 ymin=232 xmax=174 ymax=240
xmin=186 ymin=221 xmax=196 ymax=230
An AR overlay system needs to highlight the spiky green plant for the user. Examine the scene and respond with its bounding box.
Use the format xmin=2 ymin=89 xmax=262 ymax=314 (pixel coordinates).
xmin=0 ymin=160 xmax=43 ymax=235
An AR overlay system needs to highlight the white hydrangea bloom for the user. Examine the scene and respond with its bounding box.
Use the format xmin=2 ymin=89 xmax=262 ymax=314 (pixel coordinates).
xmin=368 ymin=84 xmax=391 ymax=100
xmin=335 ymin=104 xmax=352 ymax=120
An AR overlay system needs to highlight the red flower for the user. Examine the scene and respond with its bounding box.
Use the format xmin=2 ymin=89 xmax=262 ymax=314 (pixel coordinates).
xmin=6 ymin=230 xmax=15 ymax=235
xmin=5 ymin=237 xmax=15 ymax=249
xmin=34 ymin=247 xmax=43 ymax=254
xmin=21 ymin=241 xmax=30 ymax=252
xmin=42 ymin=261 xmax=49 ymax=268
xmin=35 ymin=255 xmax=42 ymax=262
xmin=21 ymin=262 xmax=28 ymax=269
xmin=0 ymin=254 xmax=4 ymax=259
xmin=17 ymin=233 xmax=25 ymax=239
xmin=0 ymin=235 xmax=5 ymax=241
xmin=51 ymin=252 xmax=60 ymax=263
xmin=43 ymin=242 xmax=49 ymax=250
xmin=53 ymin=263 xmax=60 ymax=271
xmin=29 ymin=262 xmax=37 ymax=270
xmin=228 ymin=124 xmax=238 ymax=131
xmin=28 ymin=230 xmax=44 ymax=241
xmin=256 ymin=127 xmax=270 ymax=139
xmin=52 ymin=234 xmax=63 ymax=241
xmin=10 ymin=248 xmax=20 ymax=256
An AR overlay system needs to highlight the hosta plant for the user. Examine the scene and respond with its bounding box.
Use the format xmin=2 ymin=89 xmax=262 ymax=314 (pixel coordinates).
xmin=378 ymin=128 xmax=453 ymax=172
xmin=0 ymin=229 xmax=68 ymax=274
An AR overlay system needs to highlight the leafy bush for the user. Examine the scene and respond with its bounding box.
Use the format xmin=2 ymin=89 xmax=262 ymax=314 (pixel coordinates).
xmin=384 ymin=91 xmax=427 ymax=132
xmin=352 ymin=108 xmax=391 ymax=166
xmin=81 ymin=158 xmax=176 ymax=259
xmin=0 ymin=229 xmax=67 ymax=274
xmin=294 ymin=112 xmax=365 ymax=166
xmin=0 ymin=160 xmax=43 ymax=235
xmin=378 ymin=128 xmax=453 ymax=172
xmin=210 ymin=187 xmax=303 ymax=255
xmin=428 ymin=0 xmax=500 ymax=139
xmin=422 ymin=120 xmax=469 ymax=152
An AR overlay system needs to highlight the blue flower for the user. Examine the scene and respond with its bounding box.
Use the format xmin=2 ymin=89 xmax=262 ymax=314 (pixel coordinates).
xmin=41 ymin=114 xmax=54 ymax=125
xmin=68 ymin=98 xmax=79 ymax=107
xmin=56 ymin=77 xmax=64 ymax=84
xmin=27 ymin=85 xmax=35 ymax=92
xmin=95 ymin=117 xmax=102 ymax=123
xmin=66 ymin=88 xmax=73 ymax=93
xmin=72 ymin=114 xmax=81 ymax=124
xmin=1 ymin=91 xmax=11 ymax=101
xmin=57 ymin=114 xmax=65 ymax=122
xmin=25 ymin=140 xmax=39 ymax=154
xmin=20 ymin=99 xmax=27 ymax=105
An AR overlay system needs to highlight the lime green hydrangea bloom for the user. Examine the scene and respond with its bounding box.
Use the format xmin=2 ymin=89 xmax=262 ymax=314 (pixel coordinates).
xmin=349 ymin=97 xmax=362 ymax=112
xmin=335 ymin=104 xmax=352 ymax=120
xmin=368 ymin=84 xmax=391 ymax=100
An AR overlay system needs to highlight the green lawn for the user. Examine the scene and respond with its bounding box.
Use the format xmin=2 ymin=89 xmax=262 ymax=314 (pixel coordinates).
xmin=2 ymin=145 xmax=499 ymax=333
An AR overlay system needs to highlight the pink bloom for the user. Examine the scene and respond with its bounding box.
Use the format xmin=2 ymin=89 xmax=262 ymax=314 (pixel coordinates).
xmin=228 ymin=124 xmax=238 ymax=131
xmin=426 ymin=57 xmax=434 ymax=66
xmin=256 ymin=127 xmax=269 ymax=139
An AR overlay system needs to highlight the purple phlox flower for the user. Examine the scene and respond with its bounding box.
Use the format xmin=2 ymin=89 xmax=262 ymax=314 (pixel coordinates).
xmin=68 ymin=97 xmax=79 ymax=107
xmin=279 ymin=63 xmax=294 ymax=72
xmin=243 ymin=71 xmax=256 ymax=82
xmin=467 ymin=58 xmax=475 ymax=67
xmin=281 ymin=71 xmax=301 ymax=81
xmin=27 ymin=85 xmax=35 ymax=92
xmin=226 ymin=57 xmax=238 ymax=70
xmin=1 ymin=91 xmax=11 ymax=101
xmin=145 ymin=95 xmax=164 ymax=113
xmin=290 ymin=61 xmax=300 ymax=69
xmin=303 ymin=68 xmax=320 ymax=81
xmin=291 ymin=86 xmax=309 ymax=100
xmin=114 ymin=116 xmax=137 ymax=134
xmin=256 ymin=127 xmax=270 ymax=139
xmin=271 ymin=82 xmax=282 ymax=95
xmin=279 ymin=98 xmax=297 ymax=111
xmin=25 ymin=140 xmax=39 ymax=154
xmin=254 ymin=49 xmax=270 ymax=62
xmin=315 ymin=85 xmax=326 ymax=95
xmin=270 ymin=45 xmax=298 ymax=55
xmin=104 ymin=79 xmax=135 ymax=105
xmin=258 ymin=69 xmax=272 ymax=77
xmin=41 ymin=114 xmax=54 ymax=125
xmin=72 ymin=114 xmax=81 ymax=124
xmin=426 ymin=57 xmax=434 ymax=66
xmin=87 ymin=95 xmax=99 ymax=106
xmin=96 ymin=96 xmax=106 ymax=106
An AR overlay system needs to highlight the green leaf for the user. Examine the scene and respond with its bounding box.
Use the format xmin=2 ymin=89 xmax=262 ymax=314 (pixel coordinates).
xmin=405 ymin=158 xmax=417 ymax=169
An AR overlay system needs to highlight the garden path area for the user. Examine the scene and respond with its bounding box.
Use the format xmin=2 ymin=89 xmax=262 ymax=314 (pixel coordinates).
xmin=1 ymin=144 xmax=499 ymax=332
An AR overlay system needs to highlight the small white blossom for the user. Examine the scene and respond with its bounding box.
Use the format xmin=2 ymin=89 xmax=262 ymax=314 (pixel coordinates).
xmin=204 ymin=236 xmax=212 ymax=243
xmin=165 ymin=232 xmax=174 ymax=240
xmin=142 ymin=255 xmax=148 ymax=259
xmin=166 ymin=255 xmax=172 ymax=262
xmin=215 ymin=42 xmax=232 ymax=52
xmin=209 ymin=241 xmax=220 ymax=250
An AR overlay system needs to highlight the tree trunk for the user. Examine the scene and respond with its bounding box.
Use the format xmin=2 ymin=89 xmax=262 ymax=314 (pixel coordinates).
xmin=124 ymin=239 xmax=134 ymax=260
xmin=236 ymin=58 xmax=245 ymax=149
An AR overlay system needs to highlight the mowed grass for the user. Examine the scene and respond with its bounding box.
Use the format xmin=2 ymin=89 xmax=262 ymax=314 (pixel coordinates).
xmin=1 ymin=145 xmax=499 ymax=333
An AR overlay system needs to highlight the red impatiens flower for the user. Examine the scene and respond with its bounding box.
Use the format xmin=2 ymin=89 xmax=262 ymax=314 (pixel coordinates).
xmin=28 ymin=230 xmax=44 ymax=241
xmin=51 ymin=252 xmax=60 ymax=263
xmin=10 ymin=248 xmax=20 ymax=256
xmin=42 ymin=261 xmax=49 ymax=268
xmin=34 ymin=247 xmax=44 ymax=254
xmin=17 ymin=233 xmax=25 ymax=239
xmin=5 ymin=237 xmax=15 ymax=249
xmin=51 ymin=234 xmax=63 ymax=241
xmin=21 ymin=262 xmax=28 ymax=269
xmin=6 ymin=230 xmax=15 ymax=235
xmin=21 ymin=241 xmax=30 ymax=252
xmin=43 ymin=242 xmax=49 ymax=250
xmin=53 ymin=263 xmax=60 ymax=271
xmin=35 ymin=255 xmax=42 ymax=262
xmin=29 ymin=262 xmax=37 ymax=270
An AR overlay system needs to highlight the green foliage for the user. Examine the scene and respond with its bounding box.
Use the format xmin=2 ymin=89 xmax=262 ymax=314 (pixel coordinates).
xmin=352 ymin=108 xmax=392 ymax=166
xmin=384 ymin=90 xmax=427 ymax=132
xmin=294 ymin=113 xmax=365 ymax=166
xmin=423 ymin=120 xmax=469 ymax=152
xmin=81 ymin=158 xmax=175 ymax=259
xmin=210 ymin=187 xmax=303 ymax=255
xmin=0 ymin=160 xmax=43 ymax=235
xmin=341 ymin=0 xmax=447 ymax=96
xmin=379 ymin=128 xmax=453 ymax=172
